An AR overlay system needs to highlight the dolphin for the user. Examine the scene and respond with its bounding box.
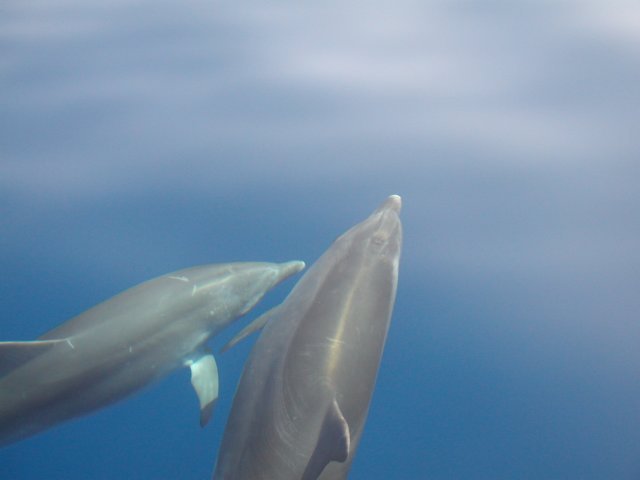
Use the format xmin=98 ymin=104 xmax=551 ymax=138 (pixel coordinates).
xmin=214 ymin=195 xmax=402 ymax=479
xmin=0 ymin=260 xmax=304 ymax=447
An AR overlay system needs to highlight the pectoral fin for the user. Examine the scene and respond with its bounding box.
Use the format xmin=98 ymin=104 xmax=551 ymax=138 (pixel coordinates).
xmin=220 ymin=305 xmax=282 ymax=353
xmin=0 ymin=339 xmax=69 ymax=376
xmin=302 ymin=397 xmax=351 ymax=480
xmin=188 ymin=352 xmax=219 ymax=427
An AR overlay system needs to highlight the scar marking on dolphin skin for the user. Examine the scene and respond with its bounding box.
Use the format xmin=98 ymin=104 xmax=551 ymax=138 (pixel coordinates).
xmin=66 ymin=339 xmax=75 ymax=350
xmin=326 ymin=336 xmax=346 ymax=347
xmin=192 ymin=285 xmax=197 ymax=296
xmin=168 ymin=276 xmax=189 ymax=283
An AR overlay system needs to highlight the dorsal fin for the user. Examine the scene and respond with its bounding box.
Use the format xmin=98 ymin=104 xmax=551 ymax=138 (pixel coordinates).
xmin=302 ymin=397 xmax=351 ymax=480
xmin=220 ymin=305 xmax=282 ymax=353
xmin=0 ymin=339 xmax=67 ymax=376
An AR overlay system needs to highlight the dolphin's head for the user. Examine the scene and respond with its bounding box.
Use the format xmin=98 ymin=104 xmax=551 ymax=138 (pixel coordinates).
xmin=172 ymin=260 xmax=304 ymax=334
xmin=234 ymin=261 xmax=306 ymax=315
xmin=366 ymin=194 xmax=402 ymax=263
xmin=332 ymin=194 xmax=402 ymax=270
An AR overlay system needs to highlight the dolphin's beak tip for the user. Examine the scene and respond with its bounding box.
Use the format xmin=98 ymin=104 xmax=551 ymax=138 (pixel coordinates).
xmin=388 ymin=194 xmax=402 ymax=211
xmin=377 ymin=194 xmax=401 ymax=214
xmin=280 ymin=260 xmax=306 ymax=276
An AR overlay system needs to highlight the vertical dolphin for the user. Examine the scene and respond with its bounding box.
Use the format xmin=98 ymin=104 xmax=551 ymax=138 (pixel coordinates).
xmin=214 ymin=195 xmax=402 ymax=479
xmin=0 ymin=260 xmax=304 ymax=447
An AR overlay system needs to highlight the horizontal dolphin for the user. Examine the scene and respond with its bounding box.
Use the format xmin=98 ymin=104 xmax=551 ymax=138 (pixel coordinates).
xmin=0 ymin=260 xmax=304 ymax=447
xmin=214 ymin=195 xmax=402 ymax=479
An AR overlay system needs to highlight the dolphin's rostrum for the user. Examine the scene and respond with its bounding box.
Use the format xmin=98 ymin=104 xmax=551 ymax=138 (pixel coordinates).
xmin=0 ymin=260 xmax=304 ymax=447
xmin=214 ymin=195 xmax=402 ymax=479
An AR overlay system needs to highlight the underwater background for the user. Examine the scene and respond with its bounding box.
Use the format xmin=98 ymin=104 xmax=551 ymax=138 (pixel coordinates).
xmin=1 ymin=1 xmax=639 ymax=478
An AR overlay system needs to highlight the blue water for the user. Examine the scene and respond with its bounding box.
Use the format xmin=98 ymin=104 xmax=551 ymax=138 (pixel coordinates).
xmin=2 ymin=1 xmax=640 ymax=478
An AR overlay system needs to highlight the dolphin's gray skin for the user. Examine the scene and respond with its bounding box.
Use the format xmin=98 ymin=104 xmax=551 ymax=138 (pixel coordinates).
xmin=0 ymin=261 xmax=304 ymax=447
xmin=214 ymin=195 xmax=402 ymax=479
